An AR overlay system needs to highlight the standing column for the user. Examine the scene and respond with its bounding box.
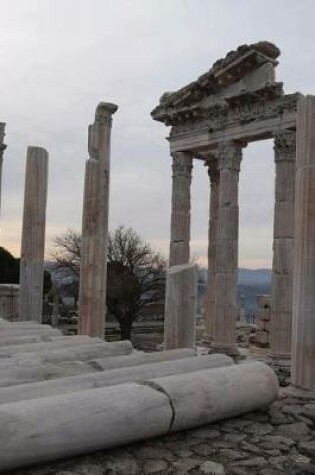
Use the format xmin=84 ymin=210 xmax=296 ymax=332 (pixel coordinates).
xmin=203 ymin=156 xmax=219 ymax=344
xmin=169 ymin=152 xmax=193 ymax=267
xmin=270 ymin=131 xmax=296 ymax=362
xmin=79 ymin=102 xmax=118 ymax=338
xmin=291 ymin=95 xmax=315 ymax=390
xmin=0 ymin=122 xmax=7 ymax=219
xmin=19 ymin=147 xmax=48 ymax=322
xmin=211 ymin=142 xmax=243 ymax=356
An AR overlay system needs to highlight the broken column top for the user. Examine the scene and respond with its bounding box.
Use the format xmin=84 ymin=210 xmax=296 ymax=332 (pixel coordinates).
xmin=95 ymin=102 xmax=118 ymax=122
xmin=151 ymin=41 xmax=284 ymax=125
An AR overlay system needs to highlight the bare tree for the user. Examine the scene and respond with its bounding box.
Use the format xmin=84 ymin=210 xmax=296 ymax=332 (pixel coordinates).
xmin=50 ymin=226 xmax=166 ymax=340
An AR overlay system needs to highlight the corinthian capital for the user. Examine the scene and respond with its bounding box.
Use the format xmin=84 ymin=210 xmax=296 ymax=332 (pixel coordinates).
xmin=217 ymin=142 xmax=243 ymax=172
xmin=171 ymin=152 xmax=193 ymax=178
xmin=274 ymin=130 xmax=296 ymax=162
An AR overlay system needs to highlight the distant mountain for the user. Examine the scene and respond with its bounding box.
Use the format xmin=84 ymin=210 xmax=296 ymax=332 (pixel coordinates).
xmin=238 ymin=268 xmax=271 ymax=286
xmin=198 ymin=267 xmax=272 ymax=316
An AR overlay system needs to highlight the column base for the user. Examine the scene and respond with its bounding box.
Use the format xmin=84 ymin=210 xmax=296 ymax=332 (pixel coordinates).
xmin=266 ymin=352 xmax=291 ymax=387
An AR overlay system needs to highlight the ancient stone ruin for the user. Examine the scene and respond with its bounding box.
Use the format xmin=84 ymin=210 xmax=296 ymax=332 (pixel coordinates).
xmin=0 ymin=41 xmax=314 ymax=473
xmin=151 ymin=41 xmax=299 ymax=368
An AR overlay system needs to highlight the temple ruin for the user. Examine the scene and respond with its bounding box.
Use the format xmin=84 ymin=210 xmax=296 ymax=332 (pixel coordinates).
xmin=151 ymin=41 xmax=298 ymax=365
xmin=0 ymin=41 xmax=315 ymax=472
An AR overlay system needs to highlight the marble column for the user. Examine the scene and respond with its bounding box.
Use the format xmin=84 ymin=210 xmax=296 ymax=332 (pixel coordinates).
xmin=164 ymin=263 xmax=197 ymax=350
xmin=19 ymin=147 xmax=48 ymax=322
xmin=169 ymin=152 xmax=193 ymax=267
xmin=270 ymin=131 xmax=296 ymax=361
xmin=78 ymin=102 xmax=118 ymax=338
xmin=203 ymin=156 xmax=219 ymax=344
xmin=0 ymin=122 xmax=7 ymax=219
xmin=291 ymin=95 xmax=315 ymax=390
xmin=211 ymin=142 xmax=243 ymax=356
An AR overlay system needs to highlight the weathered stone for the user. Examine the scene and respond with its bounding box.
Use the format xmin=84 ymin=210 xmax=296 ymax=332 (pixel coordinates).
xmin=240 ymin=441 xmax=263 ymax=455
xmin=169 ymin=152 xmax=193 ymax=266
xmin=0 ymin=284 xmax=19 ymax=321
xmin=171 ymin=458 xmax=202 ymax=473
xmin=244 ymin=422 xmax=274 ymax=436
xmin=259 ymin=435 xmax=295 ymax=451
xmin=93 ymin=348 xmax=196 ymax=370
xmin=142 ymin=459 xmax=169 ymax=474
xmin=136 ymin=445 xmax=176 ymax=461
xmin=219 ymin=449 xmax=245 ymax=460
xmin=276 ymin=422 xmax=310 ymax=442
xmin=78 ymin=102 xmax=118 ymax=338
xmin=190 ymin=428 xmax=221 ymax=439
xmin=292 ymin=95 xmax=315 ymax=391
xmin=302 ymin=404 xmax=315 ymax=421
xmin=0 ymin=383 xmax=173 ymax=471
xmin=234 ymin=456 xmax=267 ymax=467
xmin=19 ymin=147 xmax=48 ymax=322
xmin=299 ymin=440 xmax=315 ymax=458
xmin=204 ymin=158 xmax=219 ymax=343
xmin=192 ymin=443 xmax=216 ymax=457
xmin=164 ymin=263 xmax=197 ymax=349
xmin=145 ymin=362 xmax=278 ymax=432
xmin=200 ymin=461 xmax=225 ymax=475
xmin=0 ymin=354 xmax=233 ymax=405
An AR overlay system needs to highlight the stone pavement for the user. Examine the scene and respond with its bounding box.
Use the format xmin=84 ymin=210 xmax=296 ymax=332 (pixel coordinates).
xmin=11 ymin=387 xmax=315 ymax=475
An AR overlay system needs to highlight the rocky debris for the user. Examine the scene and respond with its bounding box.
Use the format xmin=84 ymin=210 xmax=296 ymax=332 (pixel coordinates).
xmin=8 ymin=385 xmax=315 ymax=475
xmin=250 ymin=295 xmax=271 ymax=348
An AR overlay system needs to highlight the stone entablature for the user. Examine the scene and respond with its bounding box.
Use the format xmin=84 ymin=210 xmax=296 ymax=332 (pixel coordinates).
xmin=152 ymin=42 xmax=300 ymax=156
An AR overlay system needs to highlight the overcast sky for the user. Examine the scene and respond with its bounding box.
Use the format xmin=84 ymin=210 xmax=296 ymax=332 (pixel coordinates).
xmin=0 ymin=0 xmax=313 ymax=268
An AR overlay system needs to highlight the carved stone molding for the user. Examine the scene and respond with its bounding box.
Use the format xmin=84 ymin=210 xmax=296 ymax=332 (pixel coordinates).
xmin=171 ymin=152 xmax=193 ymax=178
xmin=274 ymin=130 xmax=296 ymax=162
xmin=217 ymin=142 xmax=243 ymax=172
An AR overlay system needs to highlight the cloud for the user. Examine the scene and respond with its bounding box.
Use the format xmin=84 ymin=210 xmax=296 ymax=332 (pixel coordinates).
xmin=0 ymin=0 xmax=313 ymax=268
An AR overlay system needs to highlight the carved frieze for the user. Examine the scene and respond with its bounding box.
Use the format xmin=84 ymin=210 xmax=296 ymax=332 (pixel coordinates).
xmin=169 ymin=93 xmax=300 ymax=140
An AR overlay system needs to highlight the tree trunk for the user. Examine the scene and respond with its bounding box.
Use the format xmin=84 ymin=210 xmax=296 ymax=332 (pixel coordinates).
xmin=120 ymin=318 xmax=133 ymax=341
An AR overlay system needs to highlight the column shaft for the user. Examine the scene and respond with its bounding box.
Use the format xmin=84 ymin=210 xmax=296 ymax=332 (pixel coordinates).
xmin=169 ymin=152 xmax=193 ymax=267
xmin=78 ymin=102 xmax=118 ymax=338
xmin=212 ymin=142 xmax=242 ymax=356
xmin=204 ymin=158 xmax=219 ymax=341
xmin=19 ymin=147 xmax=48 ymax=322
xmin=270 ymin=131 xmax=296 ymax=358
xmin=292 ymin=95 xmax=315 ymax=390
